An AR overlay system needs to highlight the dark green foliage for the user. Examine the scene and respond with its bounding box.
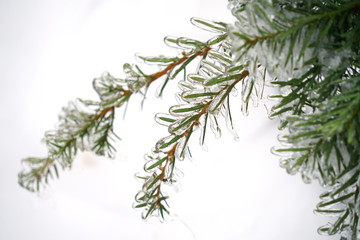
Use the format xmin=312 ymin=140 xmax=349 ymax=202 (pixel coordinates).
xmin=228 ymin=0 xmax=360 ymax=238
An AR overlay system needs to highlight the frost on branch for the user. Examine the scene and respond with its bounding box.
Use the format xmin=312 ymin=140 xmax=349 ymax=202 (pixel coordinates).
xmin=227 ymin=0 xmax=360 ymax=238
xmin=19 ymin=1 xmax=360 ymax=238
xmin=19 ymin=99 xmax=118 ymax=192
xmin=133 ymin=17 xmax=268 ymax=219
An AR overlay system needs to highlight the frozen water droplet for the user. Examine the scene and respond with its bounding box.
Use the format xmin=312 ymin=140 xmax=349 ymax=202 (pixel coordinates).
xmin=301 ymin=173 xmax=312 ymax=184
xmin=134 ymin=191 xmax=146 ymax=202
xmin=164 ymin=36 xmax=182 ymax=49
xmin=209 ymin=114 xmax=222 ymax=139
xmin=317 ymin=224 xmax=331 ymax=236
xmin=231 ymin=86 xmax=238 ymax=97
xmin=271 ymin=146 xmax=282 ymax=157
xmin=279 ymin=158 xmax=290 ymax=168
xmin=190 ymin=17 xmax=227 ymax=33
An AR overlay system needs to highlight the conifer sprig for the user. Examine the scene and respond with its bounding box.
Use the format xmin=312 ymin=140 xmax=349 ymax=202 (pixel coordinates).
xmin=19 ymin=23 xmax=228 ymax=192
xmin=135 ymin=69 xmax=249 ymax=219
xmin=133 ymin=20 xmax=253 ymax=219
xmin=228 ymin=0 xmax=360 ymax=238
xmin=19 ymin=101 xmax=118 ymax=192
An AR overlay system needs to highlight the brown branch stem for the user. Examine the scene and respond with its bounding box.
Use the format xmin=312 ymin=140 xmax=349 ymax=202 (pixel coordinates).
xmin=145 ymin=46 xmax=211 ymax=88
xmin=150 ymin=70 xmax=249 ymax=203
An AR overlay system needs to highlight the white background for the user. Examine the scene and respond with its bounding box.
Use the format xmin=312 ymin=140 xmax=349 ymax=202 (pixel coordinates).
xmin=0 ymin=0 xmax=337 ymax=239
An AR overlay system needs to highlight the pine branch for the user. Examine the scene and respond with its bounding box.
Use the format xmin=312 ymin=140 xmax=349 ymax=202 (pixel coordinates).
xmin=19 ymin=101 xmax=117 ymax=192
xmin=135 ymin=69 xmax=249 ymax=219
xmin=19 ymin=29 xmax=228 ymax=192
xmin=228 ymin=0 xmax=360 ymax=238
xmin=145 ymin=46 xmax=212 ymax=88
xmin=134 ymin=21 xmax=252 ymax=219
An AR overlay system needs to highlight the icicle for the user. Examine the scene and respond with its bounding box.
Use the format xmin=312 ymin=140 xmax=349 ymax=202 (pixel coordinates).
xmin=207 ymin=50 xmax=232 ymax=66
xmin=190 ymin=17 xmax=227 ymax=33
xmin=144 ymin=154 xmax=164 ymax=173
xmin=155 ymin=113 xmax=177 ymax=127
xmin=209 ymin=114 xmax=222 ymax=139
xmin=208 ymin=90 xmax=227 ymax=114
xmin=134 ymin=191 xmax=146 ymax=203
xmin=176 ymin=37 xmax=206 ymax=50
xmin=223 ymin=97 xmax=239 ymax=141
xmin=135 ymin=54 xmax=179 ymax=65
xmin=301 ymin=173 xmax=312 ymax=184
xmin=191 ymin=113 xmax=207 ymax=151
xmin=164 ymin=36 xmax=188 ymax=50
xmin=187 ymin=74 xmax=206 ymax=84
xmin=155 ymin=135 xmax=182 ymax=153
xmin=177 ymin=80 xmax=198 ymax=92
xmin=123 ymin=63 xmax=142 ymax=78
xmin=174 ymin=138 xmax=186 ymax=161
xmin=169 ymin=104 xmax=204 ymax=117
xmin=134 ymin=172 xmax=149 ymax=183
xmin=181 ymin=90 xmax=217 ymax=103
xmin=230 ymin=86 xmax=238 ymax=97
xmin=168 ymin=115 xmax=197 ymax=135
xmin=200 ymin=59 xmax=225 ymax=75
xmin=317 ymin=224 xmax=332 ymax=236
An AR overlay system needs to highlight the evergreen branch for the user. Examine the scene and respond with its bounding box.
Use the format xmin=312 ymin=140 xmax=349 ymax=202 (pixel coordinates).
xmin=273 ymin=65 xmax=360 ymax=237
xmin=19 ymin=102 xmax=117 ymax=192
xmin=227 ymin=1 xmax=360 ymax=237
xmin=229 ymin=0 xmax=360 ymax=76
xmin=20 ymin=33 xmax=228 ymax=193
xmin=136 ymin=68 xmax=249 ymax=219
xmin=241 ymin=0 xmax=360 ymax=47
xmin=18 ymin=157 xmax=56 ymax=192
xmin=316 ymin=172 xmax=360 ymax=237
xmin=145 ymin=45 xmax=212 ymax=88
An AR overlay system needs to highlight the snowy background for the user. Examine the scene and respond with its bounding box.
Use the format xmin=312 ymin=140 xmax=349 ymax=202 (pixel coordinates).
xmin=0 ymin=0 xmax=337 ymax=239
